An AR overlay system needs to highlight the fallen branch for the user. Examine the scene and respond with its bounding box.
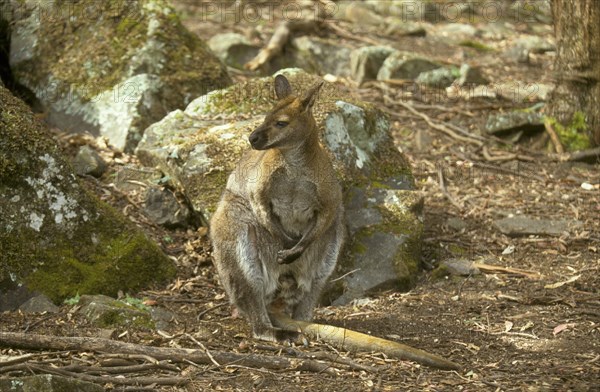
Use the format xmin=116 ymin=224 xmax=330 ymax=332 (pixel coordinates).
xmin=3 ymin=363 xmax=186 ymax=386
xmin=0 ymin=332 xmax=333 ymax=374
xmin=564 ymin=146 xmax=600 ymax=163
xmin=272 ymin=313 xmax=461 ymax=371
xmin=543 ymin=119 xmax=565 ymax=154
xmin=245 ymin=19 xmax=318 ymax=71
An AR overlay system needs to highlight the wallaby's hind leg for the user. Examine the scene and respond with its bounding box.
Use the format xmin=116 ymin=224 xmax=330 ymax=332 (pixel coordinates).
xmin=292 ymin=214 xmax=345 ymax=321
xmin=216 ymin=222 xmax=300 ymax=343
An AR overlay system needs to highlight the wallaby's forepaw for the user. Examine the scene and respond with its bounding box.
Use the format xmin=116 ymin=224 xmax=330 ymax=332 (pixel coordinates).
xmin=276 ymin=249 xmax=302 ymax=264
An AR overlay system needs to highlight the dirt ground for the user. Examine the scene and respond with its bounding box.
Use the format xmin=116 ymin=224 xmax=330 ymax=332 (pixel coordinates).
xmin=2 ymin=1 xmax=599 ymax=391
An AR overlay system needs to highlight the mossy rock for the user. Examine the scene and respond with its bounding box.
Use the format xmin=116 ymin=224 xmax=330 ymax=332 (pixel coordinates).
xmin=8 ymin=0 xmax=231 ymax=151
xmin=78 ymin=294 xmax=155 ymax=329
xmin=0 ymin=85 xmax=175 ymax=306
xmin=136 ymin=69 xmax=423 ymax=303
xmin=0 ymin=374 xmax=104 ymax=392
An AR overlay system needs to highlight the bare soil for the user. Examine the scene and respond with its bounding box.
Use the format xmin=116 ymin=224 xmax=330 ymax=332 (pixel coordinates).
xmin=2 ymin=1 xmax=599 ymax=391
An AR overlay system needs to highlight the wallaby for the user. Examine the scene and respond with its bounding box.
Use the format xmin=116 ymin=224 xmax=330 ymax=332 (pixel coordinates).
xmin=210 ymin=75 xmax=345 ymax=343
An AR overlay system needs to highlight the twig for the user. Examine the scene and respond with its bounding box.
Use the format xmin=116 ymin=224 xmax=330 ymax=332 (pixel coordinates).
xmin=437 ymin=166 xmax=463 ymax=212
xmin=411 ymin=102 xmax=475 ymax=118
xmin=544 ymin=119 xmax=565 ymax=154
xmin=330 ymin=268 xmax=360 ymax=282
xmin=472 ymin=262 xmax=543 ymax=280
xmin=60 ymin=361 xmax=180 ymax=374
xmin=185 ymin=333 xmax=221 ymax=367
xmin=197 ymin=301 xmax=229 ymax=320
xmin=326 ymin=21 xmax=382 ymax=46
xmin=394 ymin=100 xmax=484 ymax=146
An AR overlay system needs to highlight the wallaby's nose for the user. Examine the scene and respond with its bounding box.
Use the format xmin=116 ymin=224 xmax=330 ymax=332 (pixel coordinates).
xmin=249 ymin=130 xmax=266 ymax=150
xmin=249 ymin=132 xmax=259 ymax=145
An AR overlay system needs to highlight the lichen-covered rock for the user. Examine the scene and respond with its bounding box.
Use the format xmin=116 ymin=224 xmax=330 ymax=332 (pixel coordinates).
xmin=416 ymin=67 xmax=458 ymax=88
xmin=350 ymin=46 xmax=396 ymax=85
xmin=377 ymin=51 xmax=439 ymax=81
xmin=144 ymin=187 xmax=190 ymax=228
xmin=485 ymin=111 xmax=544 ymax=135
xmin=136 ymin=69 xmax=423 ymax=304
xmin=456 ymin=64 xmax=488 ymax=86
xmin=19 ymin=294 xmax=59 ymax=313
xmin=8 ymin=0 xmax=231 ymax=151
xmin=208 ymin=32 xmax=259 ymax=70
xmin=289 ymin=36 xmax=352 ymax=77
xmin=78 ymin=294 xmax=154 ymax=329
xmin=72 ymin=145 xmax=107 ymax=178
xmin=0 ymin=375 xmax=104 ymax=392
xmin=0 ymin=85 xmax=175 ymax=306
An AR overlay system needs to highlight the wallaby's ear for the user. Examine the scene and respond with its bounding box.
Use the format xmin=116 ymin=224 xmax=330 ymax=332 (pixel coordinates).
xmin=274 ymin=75 xmax=292 ymax=100
xmin=300 ymin=81 xmax=324 ymax=111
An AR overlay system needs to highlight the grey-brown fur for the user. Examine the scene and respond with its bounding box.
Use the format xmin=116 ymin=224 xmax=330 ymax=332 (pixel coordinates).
xmin=210 ymin=75 xmax=345 ymax=342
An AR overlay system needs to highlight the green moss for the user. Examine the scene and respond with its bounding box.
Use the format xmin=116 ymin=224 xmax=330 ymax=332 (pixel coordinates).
xmin=459 ymin=40 xmax=495 ymax=52
xmin=547 ymin=112 xmax=592 ymax=151
xmin=13 ymin=0 xmax=230 ymax=102
xmin=94 ymin=302 xmax=155 ymax=329
xmin=1 ymin=85 xmax=176 ymax=303
xmin=431 ymin=264 xmax=451 ymax=280
xmin=24 ymin=230 xmax=175 ymax=303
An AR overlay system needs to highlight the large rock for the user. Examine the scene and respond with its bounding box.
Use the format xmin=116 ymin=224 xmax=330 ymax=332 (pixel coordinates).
xmin=0 ymin=85 xmax=175 ymax=308
xmin=377 ymin=51 xmax=439 ymax=81
xmin=350 ymin=46 xmax=396 ymax=85
xmin=290 ymin=36 xmax=352 ymax=77
xmin=485 ymin=111 xmax=544 ymax=135
xmin=136 ymin=69 xmax=423 ymax=304
xmin=8 ymin=0 xmax=231 ymax=151
xmin=208 ymin=32 xmax=259 ymax=70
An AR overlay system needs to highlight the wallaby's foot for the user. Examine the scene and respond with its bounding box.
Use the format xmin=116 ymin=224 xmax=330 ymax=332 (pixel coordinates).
xmin=276 ymin=248 xmax=303 ymax=264
xmin=253 ymin=327 xmax=305 ymax=345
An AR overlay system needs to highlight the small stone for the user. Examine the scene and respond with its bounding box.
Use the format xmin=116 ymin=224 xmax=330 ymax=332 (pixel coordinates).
xmin=493 ymin=216 xmax=582 ymax=237
xmin=485 ymin=111 xmax=544 ymax=135
xmin=19 ymin=294 xmax=59 ymax=313
xmin=150 ymin=307 xmax=176 ymax=331
xmin=416 ymin=67 xmax=457 ymax=88
xmin=385 ymin=20 xmax=427 ymax=37
xmin=350 ymin=46 xmax=396 ymax=85
xmin=505 ymin=35 xmax=555 ymax=63
xmin=446 ymin=217 xmax=467 ymax=231
xmin=414 ymin=128 xmax=433 ymax=152
xmin=377 ymin=51 xmax=439 ymax=81
xmin=72 ymin=145 xmax=107 ymax=178
xmin=0 ymin=375 xmax=104 ymax=392
xmin=78 ymin=294 xmax=155 ymax=329
xmin=436 ymin=23 xmax=477 ymax=38
xmin=144 ymin=187 xmax=190 ymax=228
xmin=440 ymin=258 xmax=480 ymax=276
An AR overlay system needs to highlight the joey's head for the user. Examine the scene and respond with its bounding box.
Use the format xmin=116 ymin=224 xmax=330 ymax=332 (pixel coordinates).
xmin=249 ymin=75 xmax=323 ymax=151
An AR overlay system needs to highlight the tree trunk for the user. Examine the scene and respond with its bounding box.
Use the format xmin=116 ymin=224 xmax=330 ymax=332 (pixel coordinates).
xmin=548 ymin=0 xmax=600 ymax=146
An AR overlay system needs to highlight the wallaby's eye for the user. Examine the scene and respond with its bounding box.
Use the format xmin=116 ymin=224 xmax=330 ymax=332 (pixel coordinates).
xmin=275 ymin=121 xmax=289 ymax=128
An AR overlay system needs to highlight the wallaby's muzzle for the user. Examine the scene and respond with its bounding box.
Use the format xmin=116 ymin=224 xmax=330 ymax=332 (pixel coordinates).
xmin=249 ymin=126 xmax=269 ymax=150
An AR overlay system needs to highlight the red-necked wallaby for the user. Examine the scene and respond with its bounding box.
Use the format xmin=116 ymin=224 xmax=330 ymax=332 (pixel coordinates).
xmin=210 ymin=75 xmax=345 ymax=342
